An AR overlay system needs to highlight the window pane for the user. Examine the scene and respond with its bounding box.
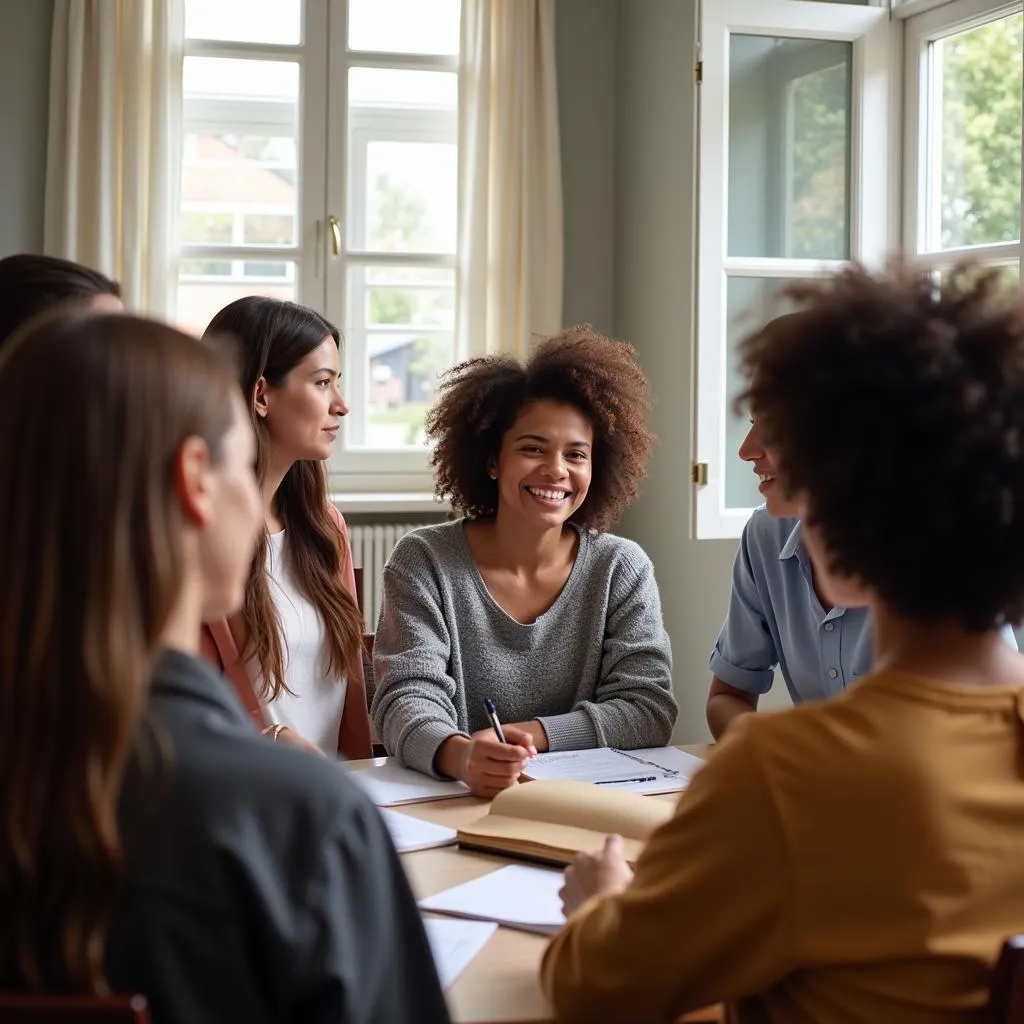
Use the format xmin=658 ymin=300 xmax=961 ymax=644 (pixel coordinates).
xmin=725 ymin=276 xmax=801 ymax=509
xmin=243 ymin=214 xmax=295 ymax=246
xmin=929 ymin=14 xmax=1022 ymax=250
xmin=347 ymin=69 xmax=458 ymax=254
xmin=348 ymin=0 xmax=460 ymax=55
xmin=182 ymin=59 xmax=299 ymax=248
xmin=184 ymin=0 xmax=301 ymax=45
xmin=177 ymin=260 xmax=297 ymax=337
xmin=348 ymin=266 xmax=455 ymax=450
xmin=729 ymin=36 xmax=852 ymax=259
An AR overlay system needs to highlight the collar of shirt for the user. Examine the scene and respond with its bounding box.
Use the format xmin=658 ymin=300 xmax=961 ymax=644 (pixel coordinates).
xmin=778 ymin=521 xmax=847 ymax=624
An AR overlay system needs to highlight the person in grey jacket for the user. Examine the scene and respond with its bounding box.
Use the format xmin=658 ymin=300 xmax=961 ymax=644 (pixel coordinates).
xmin=372 ymin=325 xmax=677 ymax=798
xmin=0 ymin=312 xmax=448 ymax=1024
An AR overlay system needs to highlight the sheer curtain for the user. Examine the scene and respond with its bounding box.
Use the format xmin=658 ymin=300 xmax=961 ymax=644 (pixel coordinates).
xmin=457 ymin=0 xmax=564 ymax=359
xmin=45 ymin=0 xmax=184 ymax=318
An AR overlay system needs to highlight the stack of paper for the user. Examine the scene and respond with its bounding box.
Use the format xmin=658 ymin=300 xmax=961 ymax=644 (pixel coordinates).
xmin=347 ymin=761 xmax=470 ymax=806
xmin=379 ymin=808 xmax=457 ymax=853
xmin=523 ymin=746 xmax=704 ymax=794
xmin=422 ymin=918 xmax=497 ymax=989
xmin=418 ymin=864 xmax=566 ymax=936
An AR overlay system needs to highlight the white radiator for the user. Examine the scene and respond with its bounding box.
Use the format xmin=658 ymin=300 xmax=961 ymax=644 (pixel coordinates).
xmin=349 ymin=523 xmax=419 ymax=629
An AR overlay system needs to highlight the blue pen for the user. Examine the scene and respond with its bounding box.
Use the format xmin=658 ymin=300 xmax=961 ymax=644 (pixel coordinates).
xmin=482 ymin=697 xmax=507 ymax=744
xmin=595 ymin=776 xmax=658 ymax=786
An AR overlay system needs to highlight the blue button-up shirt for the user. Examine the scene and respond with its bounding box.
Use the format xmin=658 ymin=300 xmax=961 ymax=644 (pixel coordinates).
xmin=710 ymin=510 xmax=869 ymax=702
xmin=710 ymin=510 xmax=1018 ymax=704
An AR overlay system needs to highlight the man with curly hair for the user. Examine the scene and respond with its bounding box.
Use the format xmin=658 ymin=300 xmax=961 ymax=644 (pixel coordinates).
xmin=370 ymin=325 xmax=677 ymax=797
xmin=542 ymin=264 xmax=1024 ymax=1023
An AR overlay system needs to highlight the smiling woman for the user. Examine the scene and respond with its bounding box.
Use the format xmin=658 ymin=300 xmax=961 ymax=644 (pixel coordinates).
xmin=370 ymin=325 xmax=679 ymax=797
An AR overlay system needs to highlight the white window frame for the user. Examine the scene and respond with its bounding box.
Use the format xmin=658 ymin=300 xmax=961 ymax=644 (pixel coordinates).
xmin=181 ymin=2 xmax=329 ymax=312
xmin=903 ymin=0 xmax=1023 ymax=274
xmin=694 ymin=0 xmax=895 ymax=539
xmin=182 ymin=0 xmax=460 ymax=496
xmin=324 ymin=9 xmax=459 ymax=491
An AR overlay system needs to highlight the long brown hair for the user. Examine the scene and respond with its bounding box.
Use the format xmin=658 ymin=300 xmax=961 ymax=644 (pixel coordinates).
xmin=203 ymin=297 xmax=363 ymax=699
xmin=0 ymin=312 xmax=238 ymax=993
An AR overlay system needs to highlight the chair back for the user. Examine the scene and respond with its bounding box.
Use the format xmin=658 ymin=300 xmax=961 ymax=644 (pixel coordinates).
xmin=0 ymin=994 xmax=150 ymax=1023
xmin=987 ymin=935 xmax=1024 ymax=1023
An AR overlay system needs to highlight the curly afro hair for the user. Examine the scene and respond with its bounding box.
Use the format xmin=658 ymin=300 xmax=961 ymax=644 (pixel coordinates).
xmin=738 ymin=261 xmax=1024 ymax=631
xmin=426 ymin=325 xmax=655 ymax=532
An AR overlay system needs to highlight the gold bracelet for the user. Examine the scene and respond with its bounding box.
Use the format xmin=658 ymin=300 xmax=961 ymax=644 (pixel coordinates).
xmin=262 ymin=723 xmax=287 ymax=741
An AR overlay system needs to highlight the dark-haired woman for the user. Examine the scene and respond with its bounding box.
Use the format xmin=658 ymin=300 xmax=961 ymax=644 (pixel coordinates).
xmin=542 ymin=264 xmax=1024 ymax=1024
xmin=371 ymin=325 xmax=677 ymax=798
xmin=201 ymin=297 xmax=372 ymax=759
xmin=0 ymin=312 xmax=448 ymax=1023
xmin=0 ymin=252 xmax=121 ymax=347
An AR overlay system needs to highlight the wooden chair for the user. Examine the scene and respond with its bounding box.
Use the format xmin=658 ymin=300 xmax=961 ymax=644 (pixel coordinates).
xmin=0 ymin=994 xmax=150 ymax=1023
xmin=986 ymin=935 xmax=1024 ymax=1023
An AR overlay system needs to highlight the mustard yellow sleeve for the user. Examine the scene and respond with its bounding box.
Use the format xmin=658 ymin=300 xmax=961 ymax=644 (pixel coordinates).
xmin=540 ymin=722 xmax=796 ymax=1022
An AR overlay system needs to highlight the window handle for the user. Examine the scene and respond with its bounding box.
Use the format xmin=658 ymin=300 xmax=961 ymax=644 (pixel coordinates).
xmin=327 ymin=215 xmax=342 ymax=258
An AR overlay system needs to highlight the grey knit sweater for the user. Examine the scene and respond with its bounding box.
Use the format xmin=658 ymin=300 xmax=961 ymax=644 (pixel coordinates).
xmin=370 ymin=519 xmax=677 ymax=777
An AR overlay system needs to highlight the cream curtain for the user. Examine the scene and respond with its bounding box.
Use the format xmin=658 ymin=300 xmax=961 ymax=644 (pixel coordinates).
xmin=457 ymin=0 xmax=564 ymax=359
xmin=45 ymin=0 xmax=184 ymax=319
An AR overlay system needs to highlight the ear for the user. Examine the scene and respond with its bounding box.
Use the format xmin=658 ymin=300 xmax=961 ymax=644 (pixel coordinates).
xmin=173 ymin=436 xmax=214 ymax=527
xmin=252 ymin=376 xmax=270 ymax=419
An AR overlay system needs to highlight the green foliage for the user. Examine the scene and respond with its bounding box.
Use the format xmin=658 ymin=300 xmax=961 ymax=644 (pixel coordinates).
xmin=940 ymin=15 xmax=1022 ymax=248
xmin=789 ymin=60 xmax=849 ymax=259
xmin=370 ymin=171 xmax=429 ymax=250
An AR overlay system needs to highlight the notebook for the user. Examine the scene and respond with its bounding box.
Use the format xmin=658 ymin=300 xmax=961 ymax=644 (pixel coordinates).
xmin=522 ymin=746 xmax=704 ymax=793
xmin=456 ymin=778 xmax=675 ymax=866
xmin=422 ymin=918 xmax=498 ymax=989
xmin=418 ymin=864 xmax=566 ymax=936
xmin=379 ymin=808 xmax=457 ymax=853
xmin=346 ymin=761 xmax=471 ymax=806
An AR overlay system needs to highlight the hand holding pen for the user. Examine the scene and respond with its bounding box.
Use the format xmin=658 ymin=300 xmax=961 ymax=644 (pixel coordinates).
xmin=449 ymin=697 xmax=537 ymax=799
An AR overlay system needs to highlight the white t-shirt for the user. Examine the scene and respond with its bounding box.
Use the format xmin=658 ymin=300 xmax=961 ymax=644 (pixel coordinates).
xmin=253 ymin=530 xmax=348 ymax=754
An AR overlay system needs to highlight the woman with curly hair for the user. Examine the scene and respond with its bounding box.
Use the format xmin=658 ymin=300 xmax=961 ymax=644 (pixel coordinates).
xmin=542 ymin=263 xmax=1024 ymax=1024
xmin=371 ymin=325 xmax=677 ymax=796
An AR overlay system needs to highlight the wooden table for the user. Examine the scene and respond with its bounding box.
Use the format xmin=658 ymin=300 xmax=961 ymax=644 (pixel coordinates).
xmin=345 ymin=746 xmax=720 ymax=1024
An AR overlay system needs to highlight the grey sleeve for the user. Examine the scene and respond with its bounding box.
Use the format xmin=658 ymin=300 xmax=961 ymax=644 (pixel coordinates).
xmin=294 ymin=796 xmax=451 ymax=1024
xmin=370 ymin=564 xmax=466 ymax=776
xmin=538 ymin=555 xmax=678 ymax=750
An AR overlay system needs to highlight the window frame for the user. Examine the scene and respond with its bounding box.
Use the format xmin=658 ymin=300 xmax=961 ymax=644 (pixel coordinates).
xmin=902 ymin=0 xmax=1023 ymax=274
xmin=694 ymin=0 xmax=895 ymax=539
xmin=323 ymin=10 xmax=460 ymax=491
xmin=181 ymin=0 xmax=461 ymax=495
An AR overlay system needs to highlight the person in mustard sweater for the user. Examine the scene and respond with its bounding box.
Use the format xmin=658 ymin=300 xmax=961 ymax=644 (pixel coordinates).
xmin=540 ymin=262 xmax=1024 ymax=1024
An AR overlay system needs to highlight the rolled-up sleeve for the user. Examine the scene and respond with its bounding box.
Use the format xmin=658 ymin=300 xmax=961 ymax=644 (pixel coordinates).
xmin=708 ymin=524 xmax=777 ymax=694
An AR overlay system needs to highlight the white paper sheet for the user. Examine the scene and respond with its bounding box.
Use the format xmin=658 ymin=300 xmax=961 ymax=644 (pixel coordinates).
xmin=422 ymin=917 xmax=498 ymax=989
xmin=418 ymin=864 xmax=566 ymax=936
xmin=347 ymin=761 xmax=470 ymax=806
xmin=522 ymin=746 xmax=704 ymax=793
xmin=379 ymin=808 xmax=457 ymax=853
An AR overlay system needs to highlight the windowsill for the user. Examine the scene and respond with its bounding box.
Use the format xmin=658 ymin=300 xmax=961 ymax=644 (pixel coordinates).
xmin=329 ymin=491 xmax=451 ymax=515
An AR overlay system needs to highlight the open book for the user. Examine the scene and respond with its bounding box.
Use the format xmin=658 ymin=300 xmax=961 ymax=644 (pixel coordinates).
xmin=457 ymin=778 xmax=676 ymax=866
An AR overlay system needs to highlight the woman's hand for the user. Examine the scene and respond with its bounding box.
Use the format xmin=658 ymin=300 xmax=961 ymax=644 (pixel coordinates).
xmin=559 ymin=834 xmax=635 ymax=916
xmin=263 ymin=724 xmax=326 ymax=758
xmin=436 ymin=726 xmax=537 ymax=798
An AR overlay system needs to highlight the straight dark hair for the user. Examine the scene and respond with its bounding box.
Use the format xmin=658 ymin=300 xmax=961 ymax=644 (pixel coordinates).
xmin=0 ymin=312 xmax=237 ymax=994
xmin=0 ymin=254 xmax=121 ymax=349
xmin=203 ymin=297 xmax=363 ymax=699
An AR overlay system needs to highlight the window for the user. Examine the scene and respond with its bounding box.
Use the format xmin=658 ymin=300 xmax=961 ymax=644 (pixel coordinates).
xmin=694 ymin=1 xmax=894 ymax=537
xmin=180 ymin=0 xmax=460 ymax=489
xmin=904 ymin=0 xmax=1022 ymax=282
